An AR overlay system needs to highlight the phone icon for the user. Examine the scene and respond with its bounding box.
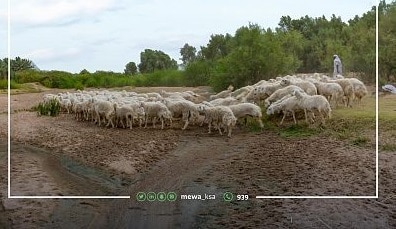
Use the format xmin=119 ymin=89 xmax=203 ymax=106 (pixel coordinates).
xmin=223 ymin=192 xmax=233 ymax=202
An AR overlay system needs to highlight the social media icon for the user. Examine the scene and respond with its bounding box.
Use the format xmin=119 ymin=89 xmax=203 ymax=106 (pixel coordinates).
xmin=136 ymin=192 xmax=146 ymax=201
xmin=147 ymin=192 xmax=156 ymax=201
xmin=157 ymin=192 xmax=166 ymax=202
xmin=167 ymin=192 xmax=177 ymax=201
xmin=223 ymin=192 xmax=233 ymax=202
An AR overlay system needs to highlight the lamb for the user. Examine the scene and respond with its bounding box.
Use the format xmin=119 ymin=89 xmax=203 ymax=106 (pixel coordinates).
xmin=201 ymin=106 xmax=237 ymax=137
xmin=162 ymin=99 xmax=200 ymax=130
xmin=94 ymin=100 xmax=116 ymax=128
xmin=231 ymin=85 xmax=254 ymax=97
xmin=264 ymin=85 xmax=305 ymax=107
xmin=209 ymin=85 xmax=234 ymax=101
xmin=346 ymin=78 xmax=368 ymax=104
xmin=228 ymin=103 xmax=264 ymax=128
xmin=266 ymin=95 xmax=302 ymax=125
xmin=243 ymin=82 xmax=282 ymax=104
xmin=324 ymin=79 xmax=355 ymax=107
xmin=141 ymin=102 xmax=172 ymax=129
xmin=293 ymin=90 xmax=332 ymax=125
xmin=59 ymin=97 xmax=72 ymax=113
xmin=280 ymin=79 xmax=317 ymax=95
xmin=114 ymin=103 xmax=145 ymax=129
xmin=313 ymin=81 xmax=344 ymax=107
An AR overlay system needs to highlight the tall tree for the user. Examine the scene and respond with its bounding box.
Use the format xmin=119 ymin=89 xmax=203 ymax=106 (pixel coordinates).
xmin=124 ymin=61 xmax=138 ymax=75
xmin=11 ymin=56 xmax=33 ymax=72
xmin=379 ymin=0 xmax=396 ymax=82
xmin=0 ymin=58 xmax=7 ymax=79
xmin=138 ymin=49 xmax=178 ymax=73
xmin=180 ymin=43 xmax=197 ymax=65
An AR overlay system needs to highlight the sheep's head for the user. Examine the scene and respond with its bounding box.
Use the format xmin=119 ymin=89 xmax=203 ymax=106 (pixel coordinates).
xmin=137 ymin=107 xmax=145 ymax=117
xmin=280 ymin=79 xmax=290 ymax=86
xmin=227 ymin=85 xmax=234 ymax=91
xmin=264 ymin=99 xmax=271 ymax=108
xmin=266 ymin=106 xmax=274 ymax=115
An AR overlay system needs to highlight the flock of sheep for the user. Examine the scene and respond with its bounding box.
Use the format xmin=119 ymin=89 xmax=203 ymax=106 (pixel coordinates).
xmin=41 ymin=73 xmax=368 ymax=137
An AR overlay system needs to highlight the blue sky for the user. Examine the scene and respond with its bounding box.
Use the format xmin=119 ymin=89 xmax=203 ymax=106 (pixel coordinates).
xmin=1 ymin=0 xmax=376 ymax=73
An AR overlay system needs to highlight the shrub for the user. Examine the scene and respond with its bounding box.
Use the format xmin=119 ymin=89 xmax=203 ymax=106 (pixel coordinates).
xmin=36 ymin=98 xmax=61 ymax=116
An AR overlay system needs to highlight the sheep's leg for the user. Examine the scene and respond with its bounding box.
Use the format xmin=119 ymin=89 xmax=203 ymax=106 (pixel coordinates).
xmin=97 ymin=114 xmax=101 ymax=126
xmin=280 ymin=112 xmax=287 ymax=125
xmin=161 ymin=117 xmax=165 ymax=130
xmin=304 ymin=109 xmax=308 ymax=123
xmin=182 ymin=120 xmax=189 ymax=130
xmin=217 ymin=123 xmax=223 ymax=135
xmin=144 ymin=116 xmax=148 ymax=128
xmin=208 ymin=122 xmax=212 ymax=134
xmin=227 ymin=125 xmax=232 ymax=137
xmin=152 ymin=117 xmax=157 ymax=128
xmin=292 ymin=111 xmax=297 ymax=124
xmin=120 ymin=118 xmax=126 ymax=129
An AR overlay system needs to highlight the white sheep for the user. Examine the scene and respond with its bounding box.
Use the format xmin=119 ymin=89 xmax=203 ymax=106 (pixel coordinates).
xmin=266 ymin=95 xmax=302 ymax=125
xmin=162 ymin=99 xmax=200 ymax=130
xmin=114 ymin=103 xmax=145 ymax=129
xmin=313 ymin=81 xmax=344 ymax=107
xmin=243 ymin=82 xmax=282 ymax=104
xmin=228 ymin=103 xmax=264 ymax=128
xmin=346 ymin=78 xmax=368 ymax=105
xmin=201 ymin=105 xmax=237 ymax=137
xmin=293 ymin=90 xmax=332 ymax=125
xmin=231 ymin=85 xmax=254 ymax=97
xmin=264 ymin=85 xmax=305 ymax=107
xmin=94 ymin=100 xmax=116 ymax=128
xmin=325 ymin=79 xmax=355 ymax=107
xmin=209 ymin=85 xmax=234 ymax=101
xmin=280 ymin=79 xmax=317 ymax=95
xmin=141 ymin=101 xmax=172 ymax=129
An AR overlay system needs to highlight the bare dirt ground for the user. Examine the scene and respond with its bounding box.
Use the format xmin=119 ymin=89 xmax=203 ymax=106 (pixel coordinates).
xmin=0 ymin=88 xmax=395 ymax=228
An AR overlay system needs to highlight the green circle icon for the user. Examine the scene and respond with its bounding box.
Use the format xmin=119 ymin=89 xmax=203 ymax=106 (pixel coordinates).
xmin=147 ymin=192 xmax=156 ymax=201
xmin=157 ymin=192 xmax=166 ymax=202
xmin=167 ymin=192 xmax=177 ymax=201
xmin=136 ymin=192 xmax=146 ymax=201
xmin=223 ymin=192 xmax=233 ymax=202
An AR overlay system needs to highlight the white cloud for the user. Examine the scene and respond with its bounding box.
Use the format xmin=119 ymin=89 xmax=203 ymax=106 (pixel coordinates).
xmin=10 ymin=0 xmax=119 ymax=26
xmin=22 ymin=47 xmax=81 ymax=61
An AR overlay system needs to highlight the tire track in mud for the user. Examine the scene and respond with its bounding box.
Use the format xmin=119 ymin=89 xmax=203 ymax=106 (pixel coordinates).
xmin=95 ymin=134 xmax=240 ymax=228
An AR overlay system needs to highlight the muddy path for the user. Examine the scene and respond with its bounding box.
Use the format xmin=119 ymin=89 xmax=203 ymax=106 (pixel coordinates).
xmin=96 ymin=135 xmax=238 ymax=228
xmin=94 ymin=130 xmax=378 ymax=228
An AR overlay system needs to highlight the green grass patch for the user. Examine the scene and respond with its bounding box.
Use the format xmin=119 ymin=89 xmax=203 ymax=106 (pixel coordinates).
xmin=380 ymin=143 xmax=396 ymax=152
xmin=0 ymin=79 xmax=21 ymax=89
xmin=34 ymin=98 xmax=61 ymax=116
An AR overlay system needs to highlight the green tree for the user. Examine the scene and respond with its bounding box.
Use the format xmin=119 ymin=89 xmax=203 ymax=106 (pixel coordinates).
xmin=80 ymin=69 xmax=90 ymax=75
xmin=200 ymin=34 xmax=233 ymax=61
xmin=180 ymin=43 xmax=197 ymax=65
xmin=124 ymin=61 xmax=138 ymax=75
xmin=0 ymin=58 xmax=7 ymax=79
xmin=138 ymin=49 xmax=178 ymax=73
xmin=379 ymin=0 xmax=396 ymax=82
xmin=11 ymin=56 xmax=33 ymax=72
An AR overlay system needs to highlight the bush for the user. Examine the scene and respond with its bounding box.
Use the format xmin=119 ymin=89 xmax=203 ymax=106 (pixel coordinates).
xmin=0 ymin=79 xmax=21 ymax=89
xmin=36 ymin=98 xmax=61 ymax=116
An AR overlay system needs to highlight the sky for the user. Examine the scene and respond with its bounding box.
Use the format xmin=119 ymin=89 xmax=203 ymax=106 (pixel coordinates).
xmin=0 ymin=0 xmax=377 ymax=73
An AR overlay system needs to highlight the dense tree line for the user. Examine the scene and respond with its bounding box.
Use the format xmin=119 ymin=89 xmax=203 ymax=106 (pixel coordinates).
xmin=182 ymin=4 xmax=380 ymax=91
xmin=379 ymin=0 xmax=396 ymax=83
xmin=4 ymin=2 xmax=394 ymax=91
